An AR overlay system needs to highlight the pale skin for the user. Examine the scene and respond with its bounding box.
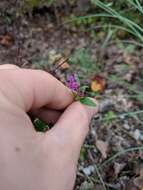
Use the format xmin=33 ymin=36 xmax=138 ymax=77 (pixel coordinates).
xmin=0 ymin=64 xmax=98 ymax=190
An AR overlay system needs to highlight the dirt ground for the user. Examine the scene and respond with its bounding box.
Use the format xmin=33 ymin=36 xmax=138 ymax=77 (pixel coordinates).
xmin=0 ymin=1 xmax=143 ymax=190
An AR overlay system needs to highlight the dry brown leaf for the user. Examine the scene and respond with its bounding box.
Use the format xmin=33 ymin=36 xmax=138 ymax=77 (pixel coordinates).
xmin=123 ymin=54 xmax=132 ymax=65
xmin=123 ymin=53 xmax=140 ymax=66
xmin=94 ymin=184 xmax=103 ymax=190
xmin=57 ymin=57 xmax=70 ymax=69
xmin=133 ymin=168 xmax=143 ymax=188
xmin=91 ymin=75 xmax=105 ymax=93
xmin=134 ymin=177 xmax=143 ymax=189
xmin=0 ymin=34 xmax=13 ymax=47
xmin=126 ymin=181 xmax=138 ymax=190
xmin=96 ymin=139 xmax=108 ymax=159
xmin=114 ymin=162 xmax=125 ymax=177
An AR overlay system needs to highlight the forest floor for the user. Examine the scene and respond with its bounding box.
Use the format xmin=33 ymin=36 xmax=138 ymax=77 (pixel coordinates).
xmin=0 ymin=1 xmax=143 ymax=190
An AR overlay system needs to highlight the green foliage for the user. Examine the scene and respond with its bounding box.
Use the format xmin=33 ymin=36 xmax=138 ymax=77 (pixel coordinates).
xmin=79 ymin=85 xmax=89 ymax=94
xmin=99 ymin=146 xmax=143 ymax=168
xmin=79 ymin=97 xmax=97 ymax=107
xmin=65 ymin=0 xmax=143 ymax=44
xmin=117 ymin=43 xmax=135 ymax=53
xmin=108 ymin=75 xmax=143 ymax=101
xmin=69 ymin=48 xmax=95 ymax=70
xmin=103 ymin=111 xmax=116 ymax=123
xmin=23 ymin=0 xmax=143 ymax=45
xmin=33 ymin=118 xmax=49 ymax=132
xmin=90 ymin=0 xmax=143 ymax=42
xmin=67 ymin=14 xmax=97 ymax=27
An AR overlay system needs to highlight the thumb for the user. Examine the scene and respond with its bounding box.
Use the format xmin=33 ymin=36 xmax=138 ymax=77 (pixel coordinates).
xmin=47 ymin=98 xmax=98 ymax=160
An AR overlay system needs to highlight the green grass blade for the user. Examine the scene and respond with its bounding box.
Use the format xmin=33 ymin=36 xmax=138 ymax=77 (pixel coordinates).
xmin=127 ymin=0 xmax=143 ymax=14
xmin=99 ymin=146 xmax=143 ymax=168
xmin=92 ymin=0 xmax=143 ymax=42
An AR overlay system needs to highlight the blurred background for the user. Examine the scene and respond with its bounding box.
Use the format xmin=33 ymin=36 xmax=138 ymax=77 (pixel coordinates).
xmin=0 ymin=1 xmax=143 ymax=189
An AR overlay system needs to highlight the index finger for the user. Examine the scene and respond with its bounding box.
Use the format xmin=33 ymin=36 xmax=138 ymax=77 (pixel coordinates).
xmin=0 ymin=69 xmax=74 ymax=112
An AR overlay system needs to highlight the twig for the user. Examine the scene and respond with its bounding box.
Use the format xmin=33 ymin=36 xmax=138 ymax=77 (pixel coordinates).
xmin=94 ymin=164 xmax=108 ymax=190
xmin=54 ymin=57 xmax=69 ymax=71
xmin=88 ymin=150 xmax=107 ymax=190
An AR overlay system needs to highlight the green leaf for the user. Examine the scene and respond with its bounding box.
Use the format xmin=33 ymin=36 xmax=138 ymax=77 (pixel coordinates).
xmin=87 ymin=91 xmax=99 ymax=97
xmin=79 ymin=97 xmax=96 ymax=107
xmin=75 ymin=95 xmax=81 ymax=101
xmin=33 ymin=118 xmax=49 ymax=132
xmin=79 ymin=85 xmax=89 ymax=93
xmin=104 ymin=111 xmax=115 ymax=122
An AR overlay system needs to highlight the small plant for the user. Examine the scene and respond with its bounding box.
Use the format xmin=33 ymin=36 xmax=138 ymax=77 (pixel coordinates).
xmin=66 ymin=74 xmax=97 ymax=107
xmin=33 ymin=118 xmax=49 ymax=132
xmin=69 ymin=48 xmax=94 ymax=69
xmin=90 ymin=0 xmax=143 ymax=43
xmin=103 ymin=111 xmax=116 ymax=124
xmin=69 ymin=48 xmax=100 ymax=74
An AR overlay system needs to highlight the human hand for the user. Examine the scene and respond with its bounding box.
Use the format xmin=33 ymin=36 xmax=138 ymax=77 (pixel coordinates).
xmin=0 ymin=64 xmax=98 ymax=190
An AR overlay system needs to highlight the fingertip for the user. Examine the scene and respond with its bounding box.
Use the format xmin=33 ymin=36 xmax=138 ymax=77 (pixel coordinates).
xmin=44 ymin=99 xmax=99 ymax=160
xmin=51 ymin=99 xmax=99 ymax=146
xmin=73 ymin=98 xmax=98 ymax=126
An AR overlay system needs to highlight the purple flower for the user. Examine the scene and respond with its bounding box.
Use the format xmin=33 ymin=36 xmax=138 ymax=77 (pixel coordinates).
xmin=66 ymin=74 xmax=79 ymax=91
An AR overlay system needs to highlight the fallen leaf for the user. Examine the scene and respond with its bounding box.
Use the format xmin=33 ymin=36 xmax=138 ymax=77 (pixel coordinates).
xmin=96 ymin=139 xmax=108 ymax=159
xmin=123 ymin=71 xmax=134 ymax=82
xmin=80 ymin=181 xmax=94 ymax=190
xmin=133 ymin=167 xmax=143 ymax=188
xmin=0 ymin=34 xmax=13 ymax=47
xmin=126 ymin=180 xmax=138 ymax=190
xmin=134 ymin=178 xmax=143 ymax=189
xmin=91 ymin=75 xmax=105 ymax=93
xmin=123 ymin=53 xmax=140 ymax=66
xmin=123 ymin=53 xmax=132 ymax=65
xmin=114 ymin=162 xmax=125 ymax=177
xmin=57 ymin=57 xmax=70 ymax=69
xmin=94 ymin=184 xmax=104 ymax=190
